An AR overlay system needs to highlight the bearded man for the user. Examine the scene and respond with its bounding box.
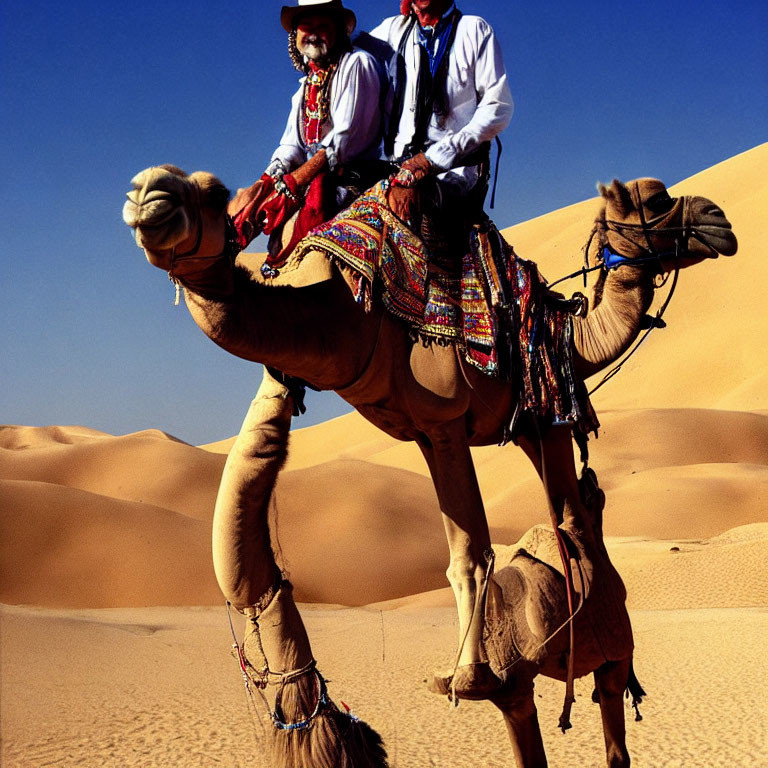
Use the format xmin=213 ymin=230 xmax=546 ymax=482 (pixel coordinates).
xmin=370 ymin=1 xmax=513 ymax=265
xmin=230 ymin=0 xmax=383 ymax=275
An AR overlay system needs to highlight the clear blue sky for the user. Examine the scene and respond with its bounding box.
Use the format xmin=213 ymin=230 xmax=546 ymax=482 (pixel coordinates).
xmin=2 ymin=1 xmax=766 ymax=444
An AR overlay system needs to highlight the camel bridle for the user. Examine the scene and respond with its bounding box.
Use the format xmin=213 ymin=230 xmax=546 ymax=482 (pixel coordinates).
xmin=548 ymin=192 xmax=717 ymax=293
xmin=601 ymin=192 xmax=719 ymax=268
xmin=165 ymin=183 xmax=241 ymax=305
xmin=542 ymin=192 xmax=719 ymax=396
xmin=584 ymin=195 xmax=706 ymax=395
xmin=226 ymin=588 xmax=363 ymax=736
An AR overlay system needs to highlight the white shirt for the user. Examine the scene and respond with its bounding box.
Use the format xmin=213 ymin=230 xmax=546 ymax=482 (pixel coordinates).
xmin=370 ymin=12 xmax=513 ymax=192
xmin=270 ymin=47 xmax=383 ymax=173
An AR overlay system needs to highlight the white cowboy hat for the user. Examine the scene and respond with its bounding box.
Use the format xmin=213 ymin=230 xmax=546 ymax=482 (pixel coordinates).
xmin=280 ymin=0 xmax=357 ymax=34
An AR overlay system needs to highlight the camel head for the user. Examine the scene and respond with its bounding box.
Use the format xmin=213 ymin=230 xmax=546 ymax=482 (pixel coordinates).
xmin=123 ymin=165 xmax=230 ymax=273
xmin=596 ymin=178 xmax=737 ymax=271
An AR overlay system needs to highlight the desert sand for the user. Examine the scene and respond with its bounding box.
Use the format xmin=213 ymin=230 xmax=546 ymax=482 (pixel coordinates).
xmin=2 ymin=144 xmax=767 ymax=766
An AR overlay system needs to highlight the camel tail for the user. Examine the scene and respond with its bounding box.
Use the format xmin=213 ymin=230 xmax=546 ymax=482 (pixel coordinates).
xmin=626 ymin=661 xmax=646 ymax=722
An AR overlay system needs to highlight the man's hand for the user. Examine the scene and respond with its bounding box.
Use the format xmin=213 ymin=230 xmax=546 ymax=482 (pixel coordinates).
xmin=386 ymin=152 xmax=434 ymax=228
xmin=228 ymin=174 xmax=274 ymax=218
xmin=228 ymin=174 xmax=276 ymax=249
xmin=387 ymin=185 xmax=420 ymax=227
xmin=400 ymin=152 xmax=434 ymax=182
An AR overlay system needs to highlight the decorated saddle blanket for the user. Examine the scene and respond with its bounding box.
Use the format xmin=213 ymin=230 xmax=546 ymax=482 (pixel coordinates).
xmin=287 ymin=182 xmax=598 ymax=438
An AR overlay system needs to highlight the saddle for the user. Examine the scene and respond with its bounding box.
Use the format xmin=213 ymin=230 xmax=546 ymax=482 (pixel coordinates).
xmin=286 ymin=182 xmax=599 ymax=440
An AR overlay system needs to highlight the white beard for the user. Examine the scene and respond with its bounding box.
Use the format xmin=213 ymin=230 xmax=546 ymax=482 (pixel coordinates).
xmin=299 ymin=38 xmax=330 ymax=63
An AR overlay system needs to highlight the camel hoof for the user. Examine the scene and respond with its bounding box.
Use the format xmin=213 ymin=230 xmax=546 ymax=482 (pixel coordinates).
xmin=428 ymin=662 xmax=503 ymax=701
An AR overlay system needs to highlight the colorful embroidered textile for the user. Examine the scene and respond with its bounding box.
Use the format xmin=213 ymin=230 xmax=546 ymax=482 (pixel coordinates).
xmin=290 ymin=182 xmax=598 ymax=437
xmin=294 ymin=182 xmax=431 ymax=321
xmin=505 ymin=255 xmax=599 ymax=440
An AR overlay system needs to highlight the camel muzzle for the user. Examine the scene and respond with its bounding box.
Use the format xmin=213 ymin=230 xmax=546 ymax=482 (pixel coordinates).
xmin=123 ymin=191 xmax=193 ymax=258
xmin=685 ymin=197 xmax=738 ymax=257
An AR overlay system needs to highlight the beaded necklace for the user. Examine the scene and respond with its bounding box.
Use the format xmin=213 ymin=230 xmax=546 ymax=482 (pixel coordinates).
xmin=302 ymin=60 xmax=337 ymax=148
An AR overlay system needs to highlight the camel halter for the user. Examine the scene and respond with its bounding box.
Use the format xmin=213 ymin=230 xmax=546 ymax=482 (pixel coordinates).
xmin=227 ymin=592 xmax=322 ymax=718
xmin=547 ymin=194 xmax=708 ymax=290
xmin=167 ymin=207 xmax=242 ymax=305
xmin=547 ymin=194 xmax=712 ymax=395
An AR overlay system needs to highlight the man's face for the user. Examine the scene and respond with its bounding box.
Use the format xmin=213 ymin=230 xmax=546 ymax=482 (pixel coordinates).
xmin=295 ymin=15 xmax=337 ymax=64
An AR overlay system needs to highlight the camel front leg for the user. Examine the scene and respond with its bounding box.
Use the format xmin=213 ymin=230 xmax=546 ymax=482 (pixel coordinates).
xmin=211 ymin=371 xmax=389 ymax=766
xmin=212 ymin=369 xmax=291 ymax=610
xmin=418 ymin=420 xmax=502 ymax=700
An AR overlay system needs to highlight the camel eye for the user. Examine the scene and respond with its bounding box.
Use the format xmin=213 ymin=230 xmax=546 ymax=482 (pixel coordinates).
xmin=645 ymin=191 xmax=675 ymax=214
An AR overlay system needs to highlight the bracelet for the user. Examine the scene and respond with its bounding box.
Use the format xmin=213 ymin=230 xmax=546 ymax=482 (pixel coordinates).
xmin=266 ymin=159 xmax=287 ymax=182
xmin=274 ymin=177 xmax=300 ymax=203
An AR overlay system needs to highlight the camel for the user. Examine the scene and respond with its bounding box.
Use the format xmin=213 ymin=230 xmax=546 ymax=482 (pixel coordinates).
xmin=122 ymin=167 xmax=736 ymax=764
xmin=215 ymin=368 xmax=637 ymax=768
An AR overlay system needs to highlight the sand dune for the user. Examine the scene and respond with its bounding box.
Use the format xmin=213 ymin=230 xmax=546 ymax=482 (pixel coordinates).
xmin=2 ymin=146 xmax=768 ymax=766
xmin=4 ymin=406 xmax=765 ymax=608
xmin=0 ymin=424 xmax=223 ymax=520
xmin=0 ymin=478 xmax=221 ymax=608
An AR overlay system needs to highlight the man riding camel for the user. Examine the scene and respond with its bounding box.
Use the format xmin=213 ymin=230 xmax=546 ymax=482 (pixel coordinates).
xmin=230 ymin=0 xmax=383 ymax=275
xmin=371 ymin=0 xmax=513 ymax=265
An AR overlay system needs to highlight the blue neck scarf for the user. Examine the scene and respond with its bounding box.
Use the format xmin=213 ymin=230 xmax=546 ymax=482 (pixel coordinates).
xmin=416 ymin=3 xmax=457 ymax=77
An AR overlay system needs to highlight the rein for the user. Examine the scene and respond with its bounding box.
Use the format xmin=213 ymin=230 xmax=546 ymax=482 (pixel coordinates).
xmin=588 ymin=258 xmax=679 ymax=395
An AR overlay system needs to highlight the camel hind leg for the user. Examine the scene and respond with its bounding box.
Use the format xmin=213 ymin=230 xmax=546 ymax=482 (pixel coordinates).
xmin=491 ymin=678 xmax=548 ymax=768
xmin=593 ymin=658 xmax=632 ymax=768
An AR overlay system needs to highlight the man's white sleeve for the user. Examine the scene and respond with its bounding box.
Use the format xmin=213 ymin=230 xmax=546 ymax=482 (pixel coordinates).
xmin=425 ymin=20 xmax=514 ymax=171
xmin=269 ymin=84 xmax=307 ymax=172
xmin=322 ymin=51 xmax=382 ymax=170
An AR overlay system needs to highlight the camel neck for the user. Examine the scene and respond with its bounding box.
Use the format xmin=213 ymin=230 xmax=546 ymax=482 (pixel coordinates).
xmin=571 ymin=267 xmax=654 ymax=379
xmin=182 ymin=267 xmax=381 ymax=393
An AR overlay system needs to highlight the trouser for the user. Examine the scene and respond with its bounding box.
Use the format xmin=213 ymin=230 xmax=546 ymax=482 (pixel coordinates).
xmin=419 ymin=176 xmax=489 ymax=271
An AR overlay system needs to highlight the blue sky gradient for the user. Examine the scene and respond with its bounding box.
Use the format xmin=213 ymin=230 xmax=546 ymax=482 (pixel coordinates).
xmin=2 ymin=1 xmax=766 ymax=444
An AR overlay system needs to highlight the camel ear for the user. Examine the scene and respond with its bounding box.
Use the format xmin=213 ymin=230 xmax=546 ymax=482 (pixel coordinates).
xmin=598 ymin=179 xmax=634 ymax=216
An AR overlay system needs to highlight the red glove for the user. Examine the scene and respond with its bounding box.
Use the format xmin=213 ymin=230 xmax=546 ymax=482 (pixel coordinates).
xmin=261 ymin=174 xmax=301 ymax=235
xmin=228 ymin=174 xmax=275 ymax=249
